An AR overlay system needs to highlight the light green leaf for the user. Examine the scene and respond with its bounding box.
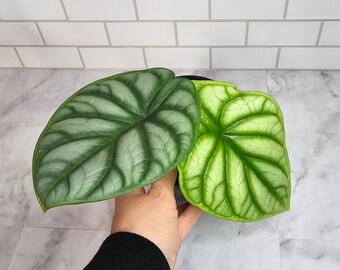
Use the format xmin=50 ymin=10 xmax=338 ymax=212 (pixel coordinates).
xmin=178 ymin=80 xmax=291 ymax=222
xmin=33 ymin=68 xmax=200 ymax=211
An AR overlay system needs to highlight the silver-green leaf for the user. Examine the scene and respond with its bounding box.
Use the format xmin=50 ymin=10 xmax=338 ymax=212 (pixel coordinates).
xmin=178 ymin=80 xmax=291 ymax=222
xmin=33 ymin=68 xmax=200 ymax=211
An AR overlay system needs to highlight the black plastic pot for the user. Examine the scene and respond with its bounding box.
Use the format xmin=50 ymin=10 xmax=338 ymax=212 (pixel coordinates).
xmin=178 ymin=75 xmax=212 ymax=81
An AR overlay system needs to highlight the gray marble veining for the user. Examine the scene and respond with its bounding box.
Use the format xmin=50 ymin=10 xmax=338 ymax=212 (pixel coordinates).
xmin=267 ymin=71 xmax=340 ymax=133
xmin=279 ymin=133 xmax=340 ymax=240
xmin=26 ymin=199 xmax=114 ymax=231
xmin=280 ymin=239 xmax=340 ymax=270
xmin=175 ymin=233 xmax=281 ymax=270
xmin=189 ymin=212 xmax=280 ymax=238
xmin=0 ymin=126 xmax=40 ymax=269
xmin=73 ymin=69 xmax=268 ymax=94
xmin=7 ymin=227 xmax=109 ymax=270
xmin=0 ymin=69 xmax=340 ymax=269
xmin=0 ymin=224 xmax=23 ymax=270
xmin=72 ymin=69 xmax=125 ymax=92
xmin=0 ymin=69 xmax=81 ymax=127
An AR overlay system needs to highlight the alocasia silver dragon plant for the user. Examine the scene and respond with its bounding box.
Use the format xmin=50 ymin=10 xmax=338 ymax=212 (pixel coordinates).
xmin=33 ymin=68 xmax=290 ymax=222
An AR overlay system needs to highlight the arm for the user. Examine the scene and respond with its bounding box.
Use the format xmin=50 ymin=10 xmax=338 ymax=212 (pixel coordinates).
xmin=84 ymin=170 xmax=201 ymax=270
xmin=84 ymin=232 xmax=170 ymax=270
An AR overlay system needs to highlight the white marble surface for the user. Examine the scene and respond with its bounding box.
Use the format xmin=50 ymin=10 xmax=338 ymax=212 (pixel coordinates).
xmin=267 ymin=71 xmax=340 ymax=133
xmin=175 ymin=69 xmax=268 ymax=92
xmin=280 ymin=239 xmax=340 ymax=270
xmin=0 ymin=69 xmax=81 ymax=127
xmin=0 ymin=69 xmax=339 ymax=269
xmin=176 ymin=233 xmax=281 ymax=270
xmin=280 ymin=133 xmax=340 ymax=241
xmin=8 ymin=227 xmax=109 ymax=270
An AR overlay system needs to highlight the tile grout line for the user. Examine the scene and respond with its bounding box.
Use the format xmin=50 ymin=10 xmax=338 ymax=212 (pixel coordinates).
xmin=278 ymin=237 xmax=340 ymax=242
xmin=275 ymin=47 xmax=281 ymax=68
xmin=13 ymin=46 xmax=25 ymax=67
xmin=266 ymin=70 xmax=270 ymax=93
xmin=103 ymin=22 xmax=112 ymax=46
xmin=316 ymin=21 xmax=325 ymax=45
xmin=142 ymin=47 xmax=148 ymax=68
xmin=74 ymin=66 xmax=83 ymax=88
xmin=245 ymin=21 xmax=249 ymax=45
xmin=1 ymin=67 xmax=340 ymax=71
xmin=278 ymin=237 xmax=283 ymax=270
xmin=283 ymin=0 xmax=290 ymax=19
xmin=19 ymin=224 xmax=340 ymax=240
xmin=209 ymin=47 xmax=212 ymax=69
xmin=60 ymin=0 xmax=69 ymax=20
xmin=2 ymin=19 xmax=340 ymax=23
xmin=77 ymin=47 xmax=86 ymax=68
xmin=35 ymin=22 xmax=47 ymax=45
xmin=133 ymin=0 xmax=140 ymax=20
xmin=23 ymin=225 xmax=111 ymax=232
xmin=2 ymin=45 xmax=340 ymax=48
xmin=7 ymin=225 xmax=25 ymax=269
xmin=174 ymin=22 xmax=179 ymax=46
xmin=208 ymin=0 xmax=212 ymax=19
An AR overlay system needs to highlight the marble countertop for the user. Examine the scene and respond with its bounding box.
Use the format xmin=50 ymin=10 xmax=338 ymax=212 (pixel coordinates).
xmin=0 ymin=69 xmax=339 ymax=270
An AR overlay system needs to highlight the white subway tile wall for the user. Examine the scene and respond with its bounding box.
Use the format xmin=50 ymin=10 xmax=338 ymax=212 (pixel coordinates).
xmin=62 ymin=0 xmax=136 ymax=20
xmin=107 ymin=22 xmax=176 ymax=46
xmin=146 ymin=48 xmax=209 ymax=68
xmin=287 ymin=0 xmax=340 ymax=19
xmin=177 ymin=22 xmax=246 ymax=46
xmin=38 ymin=23 xmax=109 ymax=45
xmin=248 ymin=22 xmax=320 ymax=46
xmin=80 ymin=48 xmax=145 ymax=68
xmin=0 ymin=23 xmax=43 ymax=45
xmin=0 ymin=0 xmax=66 ymax=20
xmin=136 ymin=0 xmax=208 ymax=20
xmin=212 ymin=48 xmax=278 ymax=69
xmin=319 ymin=22 xmax=340 ymax=45
xmin=0 ymin=47 xmax=22 ymax=67
xmin=17 ymin=47 xmax=83 ymax=68
xmin=279 ymin=48 xmax=340 ymax=69
xmin=211 ymin=0 xmax=286 ymax=19
xmin=0 ymin=0 xmax=339 ymax=69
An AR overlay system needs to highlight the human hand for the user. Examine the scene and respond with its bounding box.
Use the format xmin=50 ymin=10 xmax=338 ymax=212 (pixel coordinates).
xmin=111 ymin=169 xmax=201 ymax=269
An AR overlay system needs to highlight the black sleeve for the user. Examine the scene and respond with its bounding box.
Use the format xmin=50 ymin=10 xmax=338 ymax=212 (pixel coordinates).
xmin=84 ymin=232 xmax=171 ymax=270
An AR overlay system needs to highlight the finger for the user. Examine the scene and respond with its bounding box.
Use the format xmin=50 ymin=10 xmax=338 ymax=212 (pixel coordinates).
xmin=148 ymin=169 xmax=177 ymax=197
xmin=178 ymin=205 xmax=201 ymax=241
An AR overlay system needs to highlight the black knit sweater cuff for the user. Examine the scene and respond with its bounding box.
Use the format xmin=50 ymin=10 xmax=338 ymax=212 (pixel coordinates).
xmin=84 ymin=232 xmax=171 ymax=270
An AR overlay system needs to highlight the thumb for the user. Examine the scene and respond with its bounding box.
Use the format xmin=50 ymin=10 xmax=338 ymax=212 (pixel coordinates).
xmin=178 ymin=205 xmax=201 ymax=241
